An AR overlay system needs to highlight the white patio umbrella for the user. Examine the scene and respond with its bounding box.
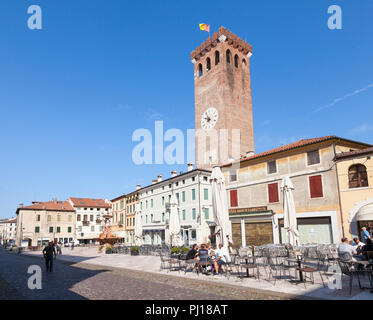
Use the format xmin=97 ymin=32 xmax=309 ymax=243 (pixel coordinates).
xmin=134 ymin=204 xmax=143 ymax=246
xmin=281 ymin=176 xmax=300 ymax=247
xmin=211 ymin=166 xmax=232 ymax=247
xmin=169 ymin=194 xmax=182 ymax=247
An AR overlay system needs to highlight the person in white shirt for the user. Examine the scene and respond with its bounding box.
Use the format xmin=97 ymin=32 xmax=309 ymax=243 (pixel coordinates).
xmin=217 ymin=243 xmax=231 ymax=264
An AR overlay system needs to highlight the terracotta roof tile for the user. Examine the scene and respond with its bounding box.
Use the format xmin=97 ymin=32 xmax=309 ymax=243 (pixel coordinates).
xmin=221 ymin=135 xmax=371 ymax=167
xmin=69 ymin=197 xmax=111 ymax=208
xmin=21 ymin=201 xmax=74 ymax=212
xmin=336 ymin=147 xmax=373 ymax=159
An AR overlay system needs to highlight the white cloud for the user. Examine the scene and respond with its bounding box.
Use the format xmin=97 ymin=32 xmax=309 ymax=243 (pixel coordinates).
xmin=348 ymin=123 xmax=373 ymax=136
xmin=315 ymin=83 xmax=373 ymax=112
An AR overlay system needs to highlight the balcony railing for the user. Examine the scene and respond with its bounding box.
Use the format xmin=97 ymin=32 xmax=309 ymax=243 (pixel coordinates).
xmin=82 ymin=221 xmax=90 ymax=227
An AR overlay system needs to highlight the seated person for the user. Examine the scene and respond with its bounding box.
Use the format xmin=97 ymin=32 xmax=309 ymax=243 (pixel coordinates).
xmin=210 ymin=249 xmax=221 ymax=274
xmin=362 ymin=238 xmax=373 ymax=260
xmin=186 ymin=244 xmax=198 ymax=260
xmin=197 ymin=244 xmax=209 ymax=272
xmin=338 ymin=237 xmax=357 ymax=261
xmin=217 ymin=243 xmax=231 ymax=264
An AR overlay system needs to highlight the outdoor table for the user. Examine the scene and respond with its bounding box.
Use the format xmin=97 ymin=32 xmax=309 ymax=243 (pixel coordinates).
xmin=286 ymin=258 xmax=304 ymax=282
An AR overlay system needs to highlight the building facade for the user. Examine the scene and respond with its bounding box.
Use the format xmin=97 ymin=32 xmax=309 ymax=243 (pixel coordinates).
xmin=69 ymin=198 xmax=111 ymax=244
xmin=335 ymin=147 xmax=373 ymax=239
xmin=125 ymin=190 xmax=139 ymax=245
xmin=137 ymin=165 xmax=213 ymax=246
xmin=220 ymin=136 xmax=371 ymax=247
xmin=0 ymin=218 xmax=17 ymax=245
xmin=111 ymin=194 xmax=126 ymax=242
xmin=15 ymin=200 xmax=75 ymax=247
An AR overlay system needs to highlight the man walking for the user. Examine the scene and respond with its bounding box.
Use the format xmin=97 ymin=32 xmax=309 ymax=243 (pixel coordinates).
xmin=56 ymin=242 xmax=62 ymax=255
xmin=42 ymin=241 xmax=57 ymax=272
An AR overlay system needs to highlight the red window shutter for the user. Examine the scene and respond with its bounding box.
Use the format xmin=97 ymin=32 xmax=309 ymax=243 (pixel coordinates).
xmin=309 ymin=175 xmax=323 ymax=198
xmin=230 ymin=190 xmax=238 ymax=207
xmin=268 ymin=183 xmax=279 ymax=203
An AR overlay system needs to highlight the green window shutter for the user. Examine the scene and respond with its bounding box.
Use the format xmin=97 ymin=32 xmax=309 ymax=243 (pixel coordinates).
xmin=57 ymin=227 xmax=61 ymax=233
xmin=68 ymin=227 xmax=72 ymax=233
xmin=182 ymin=210 xmax=186 ymax=220
xmin=204 ymin=208 xmax=209 ymax=220
xmin=192 ymin=208 xmax=196 ymax=220
xmin=49 ymin=227 xmax=53 ymax=233
xmin=35 ymin=226 xmax=40 ymax=233
xmin=192 ymin=189 xmax=196 ymax=200
xmin=182 ymin=191 xmax=186 ymax=202
xmin=151 ymin=199 xmax=153 ymax=208
xmin=204 ymin=189 xmax=208 ymax=200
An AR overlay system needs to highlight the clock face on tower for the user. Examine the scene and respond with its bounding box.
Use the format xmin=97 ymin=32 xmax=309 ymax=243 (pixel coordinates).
xmin=201 ymin=107 xmax=219 ymax=130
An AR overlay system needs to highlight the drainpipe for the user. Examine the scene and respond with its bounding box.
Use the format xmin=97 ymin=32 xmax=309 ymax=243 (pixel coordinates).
xmin=333 ymin=142 xmax=345 ymax=238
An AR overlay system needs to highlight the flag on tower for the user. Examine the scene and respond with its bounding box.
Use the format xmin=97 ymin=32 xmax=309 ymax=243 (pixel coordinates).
xmin=199 ymin=23 xmax=210 ymax=32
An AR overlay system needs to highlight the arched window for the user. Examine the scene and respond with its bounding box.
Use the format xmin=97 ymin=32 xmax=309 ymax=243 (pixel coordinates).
xmin=198 ymin=63 xmax=203 ymax=77
xmin=226 ymin=50 xmax=231 ymax=64
xmin=349 ymin=164 xmax=368 ymax=188
xmin=206 ymin=57 xmax=211 ymax=71
xmin=215 ymin=51 xmax=220 ymax=65
xmin=242 ymin=59 xmax=247 ymax=69
xmin=234 ymin=54 xmax=239 ymax=68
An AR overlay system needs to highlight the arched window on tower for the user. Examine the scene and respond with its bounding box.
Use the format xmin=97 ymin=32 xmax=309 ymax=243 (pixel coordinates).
xmin=206 ymin=58 xmax=211 ymax=71
xmin=215 ymin=51 xmax=220 ymax=65
xmin=234 ymin=54 xmax=239 ymax=68
xmin=242 ymin=58 xmax=247 ymax=69
xmin=226 ymin=50 xmax=231 ymax=64
xmin=349 ymin=164 xmax=368 ymax=188
xmin=198 ymin=63 xmax=203 ymax=77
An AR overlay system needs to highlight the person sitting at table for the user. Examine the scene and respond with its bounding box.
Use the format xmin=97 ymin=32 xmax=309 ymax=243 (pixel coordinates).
xmin=217 ymin=243 xmax=231 ymax=269
xmin=352 ymin=237 xmax=365 ymax=255
xmin=338 ymin=237 xmax=364 ymax=261
xmin=196 ymin=244 xmax=209 ymax=273
xmin=186 ymin=244 xmax=198 ymax=260
xmin=361 ymin=238 xmax=373 ymax=260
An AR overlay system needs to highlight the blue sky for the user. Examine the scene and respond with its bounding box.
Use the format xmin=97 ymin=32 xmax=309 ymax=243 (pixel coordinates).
xmin=0 ymin=1 xmax=372 ymax=218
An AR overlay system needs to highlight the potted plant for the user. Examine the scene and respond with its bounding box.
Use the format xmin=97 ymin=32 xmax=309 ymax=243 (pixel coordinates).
xmin=171 ymin=246 xmax=180 ymax=259
xmin=130 ymin=246 xmax=139 ymax=256
xmin=105 ymin=246 xmax=112 ymax=254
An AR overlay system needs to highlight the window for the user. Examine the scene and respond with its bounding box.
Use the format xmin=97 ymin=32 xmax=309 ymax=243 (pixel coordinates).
xmin=68 ymin=215 xmax=72 ymax=222
xmin=68 ymin=227 xmax=72 ymax=233
xmin=192 ymin=208 xmax=196 ymax=220
xmin=182 ymin=191 xmax=186 ymax=202
xmin=234 ymin=54 xmax=239 ymax=68
xmin=206 ymin=57 xmax=211 ymax=71
xmin=226 ymin=50 xmax=231 ymax=64
xmin=203 ymin=176 xmax=208 ymax=182
xmin=230 ymin=170 xmax=237 ymax=182
xmin=204 ymin=188 xmax=209 ymax=200
xmin=57 ymin=227 xmax=61 ymax=233
xmin=349 ymin=164 xmax=368 ymax=188
xmin=120 ymin=199 xmax=124 ymax=209
xmin=176 ymin=182 xmax=179 ymax=187
xmin=192 ymin=189 xmax=196 ymax=200
xmin=176 ymin=193 xmax=180 ymax=202
xmin=146 ymin=215 xmax=148 ymax=224
xmin=91 ymin=226 xmax=95 ymax=232
xmin=47 ymin=215 xmax=51 ymax=222
xmin=192 ymin=177 xmax=195 ymax=182
xmin=77 ymin=214 xmax=81 ymax=221
xmin=198 ymin=63 xmax=203 ymax=77
xmin=307 ymin=150 xmax=320 ymax=165
xmin=162 ymin=197 xmax=165 ymax=206
xmin=146 ymin=200 xmax=148 ymax=209
xmin=36 ymin=215 xmax=40 ymax=221
xmin=83 ymin=215 xmax=87 ymax=221
xmin=35 ymin=226 xmax=40 ymax=233
xmin=267 ymin=160 xmax=277 ymax=174
xmin=90 ymin=215 xmax=94 ymax=222
xmin=182 ymin=209 xmax=186 ymax=220
xmin=151 ymin=199 xmax=153 ymax=208
xmin=162 ymin=213 xmax=165 ymax=222
xmin=309 ymin=175 xmax=323 ymax=198
xmin=151 ymin=214 xmax=153 ymax=223
xmin=215 ymin=51 xmax=220 ymax=65
xmin=242 ymin=59 xmax=247 ymax=69
xmin=49 ymin=227 xmax=53 ymax=233
xmin=204 ymin=208 xmax=209 ymax=220
xmin=268 ymin=183 xmax=279 ymax=203
xmin=230 ymin=190 xmax=238 ymax=207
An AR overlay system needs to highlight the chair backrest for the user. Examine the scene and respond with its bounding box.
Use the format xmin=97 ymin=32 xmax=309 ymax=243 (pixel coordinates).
xmin=366 ymin=251 xmax=373 ymax=261
xmin=338 ymin=251 xmax=352 ymax=262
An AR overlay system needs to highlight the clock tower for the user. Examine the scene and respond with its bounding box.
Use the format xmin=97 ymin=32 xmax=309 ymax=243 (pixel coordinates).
xmin=191 ymin=26 xmax=255 ymax=169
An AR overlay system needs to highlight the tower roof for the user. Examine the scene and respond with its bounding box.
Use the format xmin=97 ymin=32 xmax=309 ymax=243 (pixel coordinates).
xmin=191 ymin=26 xmax=253 ymax=62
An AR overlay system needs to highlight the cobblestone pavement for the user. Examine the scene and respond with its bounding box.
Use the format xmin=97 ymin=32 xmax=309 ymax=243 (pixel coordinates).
xmin=0 ymin=248 xmax=292 ymax=300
